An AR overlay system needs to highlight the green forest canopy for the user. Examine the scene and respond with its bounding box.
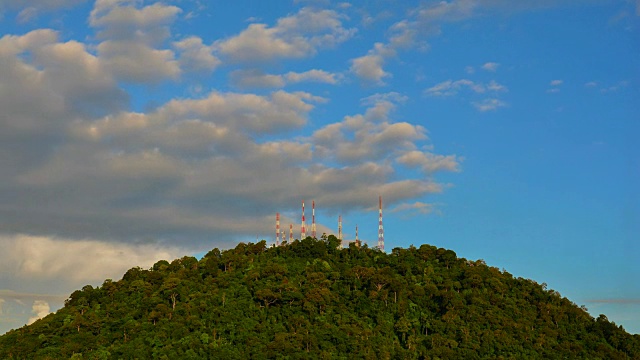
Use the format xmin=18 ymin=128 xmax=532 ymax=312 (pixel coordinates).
xmin=1 ymin=236 xmax=638 ymax=359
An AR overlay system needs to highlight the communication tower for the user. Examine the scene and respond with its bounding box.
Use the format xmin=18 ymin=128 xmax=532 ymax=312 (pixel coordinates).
xmin=300 ymin=201 xmax=306 ymax=239
xmin=338 ymin=215 xmax=343 ymax=249
xmin=311 ymin=200 xmax=317 ymax=238
xmin=276 ymin=212 xmax=280 ymax=247
xmin=378 ymin=196 xmax=385 ymax=251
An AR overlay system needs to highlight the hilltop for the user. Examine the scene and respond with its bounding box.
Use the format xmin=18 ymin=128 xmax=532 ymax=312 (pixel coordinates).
xmin=1 ymin=236 xmax=638 ymax=359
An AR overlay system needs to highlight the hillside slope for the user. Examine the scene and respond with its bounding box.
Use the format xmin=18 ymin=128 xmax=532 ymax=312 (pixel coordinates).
xmin=1 ymin=236 xmax=638 ymax=359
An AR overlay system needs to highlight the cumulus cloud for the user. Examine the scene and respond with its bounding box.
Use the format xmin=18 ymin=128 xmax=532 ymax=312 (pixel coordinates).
xmin=425 ymin=79 xmax=486 ymax=96
xmin=599 ymin=80 xmax=629 ymax=93
xmin=425 ymin=78 xmax=508 ymax=111
xmin=0 ymin=29 xmax=127 ymax=179
xmin=311 ymin=94 xmax=456 ymax=172
xmin=482 ymin=62 xmax=500 ymax=72
xmin=285 ymin=69 xmax=340 ymax=84
xmin=547 ymin=79 xmax=563 ymax=93
xmin=27 ymin=301 xmax=50 ymax=325
xmin=16 ymin=7 xmax=38 ymax=23
xmin=0 ymin=234 xmax=184 ymax=283
xmin=487 ymin=80 xmax=508 ymax=92
xmin=350 ymin=43 xmax=394 ymax=84
xmin=217 ymin=7 xmax=355 ymax=62
xmin=231 ymin=69 xmax=340 ymax=89
xmin=390 ymin=201 xmax=435 ymax=215
xmin=90 ymin=0 xmax=182 ymax=83
xmin=1 ymin=0 xmax=85 ymax=12
xmin=473 ymin=98 xmax=507 ymax=112
xmin=0 ymin=9 xmax=461 ymax=325
xmin=2 ymin=84 xmax=455 ymax=248
xmin=174 ymin=36 xmax=220 ymax=73
xmin=231 ymin=69 xmax=287 ymax=88
xmin=416 ymin=0 xmax=585 ymax=23
xmin=397 ymin=150 xmax=461 ymax=173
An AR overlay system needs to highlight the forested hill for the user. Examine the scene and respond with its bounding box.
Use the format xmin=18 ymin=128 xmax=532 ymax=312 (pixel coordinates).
xmin=1 ymin=237 xmax=638 ymax=359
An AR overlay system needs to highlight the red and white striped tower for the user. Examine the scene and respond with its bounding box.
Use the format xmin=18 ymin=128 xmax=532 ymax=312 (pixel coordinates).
xmin=276 ymin=213 xmax=280 ymax=247
xmin=311 ymin=200 xmax=317 ymax=238
xmin=338 ymin=215 xmax=343 ymax=249
xmin=300 ymin=200 xmax=306 ymax=239
xmin=289 ymin=224 xmax=293 ymax=243
xmin=355 ymin=224 xmax=360 ymax=248
xmin=378 ymin=196 xmax=385 ymax=251
xmin=282 ymin=229 xmax=286 ymax=245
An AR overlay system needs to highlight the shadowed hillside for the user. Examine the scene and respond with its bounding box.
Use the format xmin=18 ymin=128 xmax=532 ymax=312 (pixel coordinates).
xmin=1 ymin=236 xmax=638 ymax=359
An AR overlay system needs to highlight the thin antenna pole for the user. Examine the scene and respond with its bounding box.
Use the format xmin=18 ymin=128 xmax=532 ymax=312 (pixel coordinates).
xmin=378 ymin=196 xmax=384 ymax=251
xmin=355 ymin=224 xmax=360 ymax=248
xmin=338 ymin=215 xmax=343 ymax=249
xmin=276 ymin=213 xmax=280 ymax=247
xmin=301 ymin=200 xmax=306 ymax=239
xmin=311 ymin=200 xmax=317 ymax=238
xmin=289 ymin=224 xmax=293 ymax=243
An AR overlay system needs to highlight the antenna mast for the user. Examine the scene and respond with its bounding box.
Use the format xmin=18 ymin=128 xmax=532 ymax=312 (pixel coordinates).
xmin=276 ymin=212 xmax=280 ymax=247
xmin=378 ymin=196 xmax=384 ymax=251
xmin=338 ymin=215 xmax=343 ymax=249
xmin=300 ymin=200 xmax=306 ymax=239
xmin=311 ymin=200 xmax=317 ymax=238
xmin=289 ymin=224 xmax=293 ymax=243
xmin=355 ymin=224 xmax=361 ymax=248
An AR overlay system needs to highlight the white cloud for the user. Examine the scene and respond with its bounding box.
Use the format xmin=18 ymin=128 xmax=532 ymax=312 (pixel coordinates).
xmin=487 ymin=80 xmax=508 ymax=92
xmin=2 ymin=0 xmax=85 ymax=12
xmin=16 ymin=6 xmax=38 ymax=23
xmin=27 ymin=300 xmax=50 ymax=325
xmin=231 ymin=69 xmax=339 ymax=89
xmin=599 ymin=80 xmax=629 ymax=93
xmin=418 ymin=0 xmax=478 ymax=22
xmin=388 ymin=20 xmax=419 ymax=49
xmin=425 ymin=79 xmax=486 ymax=96
xmin=0 ymin=29 xmax=126 ymax=167
xmin=174 ymin=36 xmax=220 ymax=73
xmin=0 ymin=24 xmax=456 ymax=266
xmin=90 ymin=0 xmax=183 ymax=83
xmin=0 ymin=235 xmax=184 ymax=282
xmin=231 ymin=69 xmax=286 ymax=88
xmin=361 ymin=92 xmax=408 ymax=106
xmin=217 ymin=7 xmax=355 ymax=62
xmin=473 ymin=98 xmax=507 ymax=112
xmin=390 ymin=201 xmax=435 ymax=214
xmin=482 ymin=62 xmax=500 ymax=72
xmin=397 ymin=150 xmax=460 ymax=173
xmin=550 ymin=79 xmax=563 ymax=86
xmin=350 ymin=43 xmax=394 ymax=84
xmin=312 ymin=95 xmax=434 ymax=165
xmin=585 ymin=81 xmax=598 ymax=87
xmin=97 ymin=40 xmax=180 ymax=82
xmin=285 ymin=69 xmax=339 ymax=84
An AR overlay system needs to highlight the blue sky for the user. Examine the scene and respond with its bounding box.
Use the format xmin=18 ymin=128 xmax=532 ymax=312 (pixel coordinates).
xmin=0 ymin=0 xmax=637 ymax=335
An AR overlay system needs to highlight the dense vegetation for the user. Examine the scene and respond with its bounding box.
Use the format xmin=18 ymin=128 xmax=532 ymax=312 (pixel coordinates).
xmin=1 ymin=236 xmax=638 ymax=359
